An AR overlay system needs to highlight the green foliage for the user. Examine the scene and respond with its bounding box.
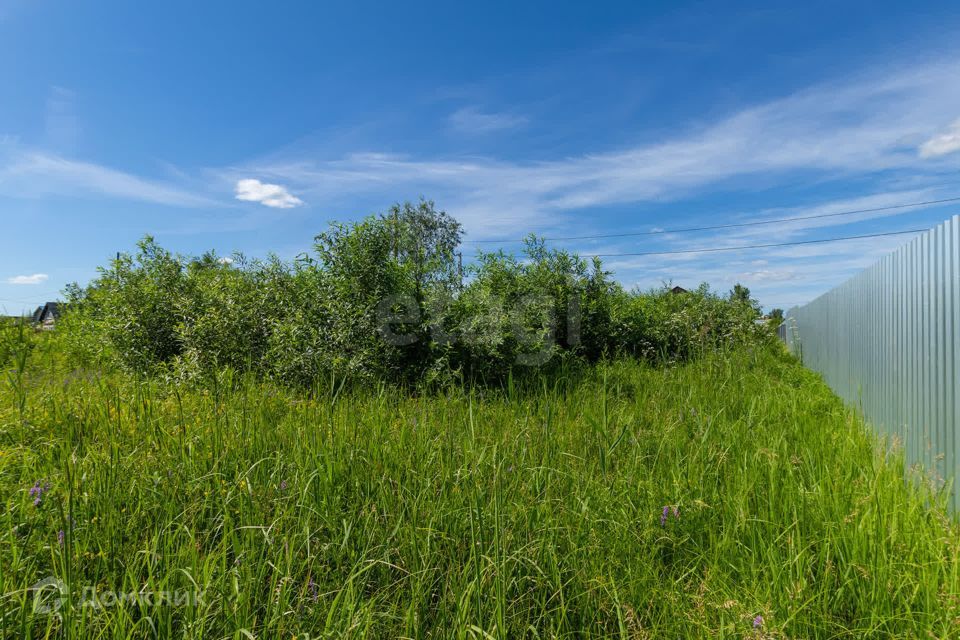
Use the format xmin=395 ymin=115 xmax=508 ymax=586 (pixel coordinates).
xmin=729 ymin=281 xmax=762 ymax=315
xmin=59 ymin=201 xmax=770 ymax=386
xmin=0 ymin=318 xmax=22 ymax=366
xmin=450 ymin=238 xmax=624 ymax=381
xmin=610 ymin=283 xmax=768 ymax=361
xmin=94 ymin=237 xmax=187 ymax=371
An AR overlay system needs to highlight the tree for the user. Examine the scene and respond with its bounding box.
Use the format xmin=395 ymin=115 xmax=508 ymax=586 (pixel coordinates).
xmin=311 ymin=200 xmax=464 ymax=382
xmin=389 ymin=198 xmax=463 ymax=303
xmin=729 ymin=283 xmax=751 ymax=304
xmin=729 ymin=283 xmax=761 ymax=316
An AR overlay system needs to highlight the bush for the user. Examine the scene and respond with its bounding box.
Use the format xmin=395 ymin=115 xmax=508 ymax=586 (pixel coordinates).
xmin=610 ymin=284 xmax=768 ymax=361
xmin=59 ymin=200 xmax=771 ymax=386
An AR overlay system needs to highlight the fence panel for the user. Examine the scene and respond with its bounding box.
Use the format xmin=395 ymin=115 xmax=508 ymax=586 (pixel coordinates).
xmin=782 ymin=215 xmax=960 ymax=510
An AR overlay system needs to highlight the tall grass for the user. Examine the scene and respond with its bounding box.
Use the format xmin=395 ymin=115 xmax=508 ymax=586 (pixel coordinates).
xmin=1 ymin=333 xmax=957 ymax=638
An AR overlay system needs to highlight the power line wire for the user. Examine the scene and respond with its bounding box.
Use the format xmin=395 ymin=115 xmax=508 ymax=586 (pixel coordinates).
xmin=579 ymin=228 xmax=925 ymax=258
xmin=465 ymin=196 xmax=960 ymax=244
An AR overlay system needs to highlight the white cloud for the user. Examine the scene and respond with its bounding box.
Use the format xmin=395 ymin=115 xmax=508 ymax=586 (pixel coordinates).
xmin=236 ymin=57 xmax=960 ymax=240
xmin=542 ymin=185 xmax=943 ymax=310
xmin=737 ymin=269 xmax=798 ymax=283
xmin=234 ymin=178 xmax=304 ymax=208
xmin=7 ymin=273 xmax=49 ymax=285
xmin=448 ymin=107 xmax=527 ymax=134
xmin=597 ymin=202 xmax=929 ymax=310
xmin=919 ymin=119 xmax=960 ymax=158
xmin=0 ymin=150 xmax=217 ymax=207
xmin=220 ymin=53 xmax=959 ymax=307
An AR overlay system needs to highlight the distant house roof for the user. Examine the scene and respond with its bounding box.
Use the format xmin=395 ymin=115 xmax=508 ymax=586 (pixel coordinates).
xmin=31 ymin=306 xmax=43 ymax=323
xmin=36 ymin=302 xmax=63 ymax=324
xmin=669 ymin=286 xmax=688 ymax=294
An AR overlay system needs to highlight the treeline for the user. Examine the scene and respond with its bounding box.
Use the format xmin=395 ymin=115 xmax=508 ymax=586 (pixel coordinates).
xmin=57 ymin=200 xmax=771 ymax=385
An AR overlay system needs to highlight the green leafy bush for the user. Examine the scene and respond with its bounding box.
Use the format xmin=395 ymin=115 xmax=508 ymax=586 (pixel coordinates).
xmin=610 ymin=283 xmax=768 ymax=361
xmin=58 ymin=200 xmax=771 ymax=385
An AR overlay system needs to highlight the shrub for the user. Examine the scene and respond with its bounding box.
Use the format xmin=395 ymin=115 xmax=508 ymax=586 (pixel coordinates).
xmin=610 ymin=283 xmax=769 ymax=361
xmin=60 ymin=201 xmax=770 ymax=386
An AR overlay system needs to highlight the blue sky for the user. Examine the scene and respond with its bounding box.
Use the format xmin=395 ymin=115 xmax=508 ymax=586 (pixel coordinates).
xmin=2 ymin=0 xmax=960 ymax=313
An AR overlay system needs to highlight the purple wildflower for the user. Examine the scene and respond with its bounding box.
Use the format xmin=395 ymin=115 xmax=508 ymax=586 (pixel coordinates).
xmin=671 ymin=506 xmax=680 ymax=519
xmin=57 ymin=529 xmax=64 ymax=546
xmin=280 ymin=480 xmax=287 ymax=491
xmin=29 ymin=480 xmax=50 ymax=506
xmin=308 ymin=578 xmax=318 ymax=602
xmin=753 ymin=615 xmax=763 ymax=629
xmin=660 ymin=505 xmax=670 ymax=526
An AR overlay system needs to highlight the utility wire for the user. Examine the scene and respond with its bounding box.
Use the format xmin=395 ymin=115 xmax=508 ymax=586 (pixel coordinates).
xmin=464 ymin=196 xmax=960 ymax=244
xmin=578 ymin=228 xmax=925 ymax=258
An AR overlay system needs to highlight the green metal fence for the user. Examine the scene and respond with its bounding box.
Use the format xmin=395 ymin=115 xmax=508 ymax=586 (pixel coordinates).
xmin=781 ymin=215 xmax=960 ymax=510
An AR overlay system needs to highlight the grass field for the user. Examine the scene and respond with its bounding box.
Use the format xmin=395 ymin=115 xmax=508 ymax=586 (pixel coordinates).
xmin=1 ymin=339 xmax=958 ymax=638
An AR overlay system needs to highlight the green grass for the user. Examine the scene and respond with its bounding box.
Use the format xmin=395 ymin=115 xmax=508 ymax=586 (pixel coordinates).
xmin=1 ymin=340 xmax=958 ymax=638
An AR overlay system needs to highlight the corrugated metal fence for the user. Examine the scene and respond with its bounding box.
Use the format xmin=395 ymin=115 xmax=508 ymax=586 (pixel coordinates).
xmin=780 ymin=215 xmax=960 ymax=510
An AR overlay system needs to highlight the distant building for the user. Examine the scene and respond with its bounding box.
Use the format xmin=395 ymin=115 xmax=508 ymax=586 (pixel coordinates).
xmin=669 ymin=286 xmax=688 ymax=295
xmin=34 ymin=302 xmax=62 ymax=330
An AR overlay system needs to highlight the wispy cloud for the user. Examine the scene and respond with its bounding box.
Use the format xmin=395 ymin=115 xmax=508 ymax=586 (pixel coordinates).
xmin=586 ymin=189 xmax=945 ymax=309
xmin=919 ymin=119 xmax=960 ymax=158
xmin=657 ymin=188 xmax=944 ymax=246
xmin=606 ymin=232 xmax=922 ymax=309
xmin=448 ymin=107 xmax=528 ymax=134
xmin=216 ymin=53 xmax=960 ymax=308
xmin=237 ymin=56 xmax=960 ymax=240
xmin=0 ymin=149 xmax=218 ymax=207
xmin=7 ymin=273 xmax=49 ymax=285
xmin=234 ymin=178 xmax=304 ymax=208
